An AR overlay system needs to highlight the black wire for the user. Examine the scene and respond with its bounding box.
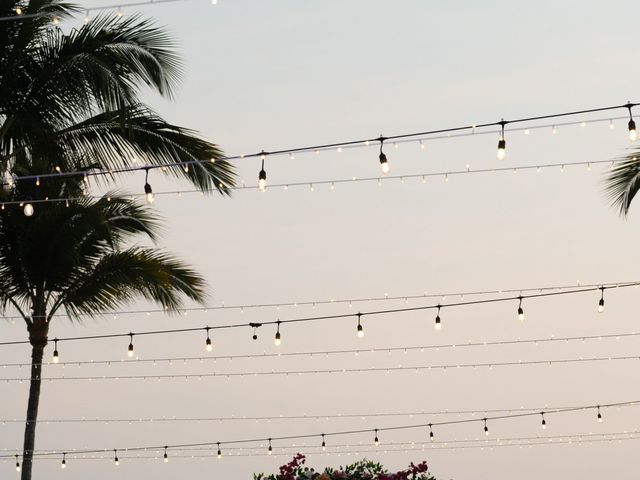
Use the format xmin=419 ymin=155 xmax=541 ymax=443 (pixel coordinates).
xmin=3 ymin=400 xmax=636 ymax=458
xmin=1 ymin=102 xmax=637 ymax=187
xmin=0 ymin=283 xmax=634 ymax=347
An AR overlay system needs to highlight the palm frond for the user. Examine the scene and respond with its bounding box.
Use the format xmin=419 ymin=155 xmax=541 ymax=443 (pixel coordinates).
xmin=603 ymin=152 xmax=640 ymax=217
xmin=59 ymin=247 xmax=207 ymax=319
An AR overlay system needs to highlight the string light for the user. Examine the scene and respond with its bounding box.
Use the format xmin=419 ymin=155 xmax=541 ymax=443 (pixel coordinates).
xmin=1 ymin=283 xmax=635 ymax=351
xmin=268 ymin=439 xmax=272 ymax=455
xmin=597 ymin=406 xmax=603 ymax=423
xmin=598 ymin=287 xmax=605 ymax=313
xmin=379 ymin=137 xmax=390 ymax=174
xmin=627 ymin=103 xmax=637 ymax=141
xmin=429 ymin=424 xmax=434 ymax=442
xmin=144 ymin=168 xmax=154 ymax=204
xmin=15 ymin=455 xmax=20 ymax=472
xmin=274 ymin=321 xmax=282 ymax=346
xmin=23 ymin=202 xmax=33 ymax=217
xmin=61 ymin=453 xmax=66 ymax=469
xmin=258 ymin=153 xmax=267 ymax=191
xmin=205 ymin=327 xmax=213 ymax=352
xmin=356 ymin=313 xmax=364 ymax=338
xmin=517 ymin=296 xmax=525 ymax=321
xmin=497 ymin=120 xmax=506 ymax=160
xmin=52 ymin=338 xmax=59 ymax=363
xmin=163 ymin=446 xmax=168 ymax=463
xmin=114 ymin=450 xmax=119 ymax=466
xmin=127 ymin=333 xmax=134 ymax=357
xmin=434 ymin=305 xmax=442 ymax=331
xmin=217 ymin=443 xmax=222 ymax=459
xmin=0 ymin=401 xmax=630 ymax=463
xmin=321 ymin=434 xmax=326 ymax=451
xmin=541 ymin=412 xmax=547 ymax=430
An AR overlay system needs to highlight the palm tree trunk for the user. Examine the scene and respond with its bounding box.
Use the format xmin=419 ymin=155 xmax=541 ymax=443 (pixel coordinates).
xmin=21 ymin=323 xmax=48 ymax=480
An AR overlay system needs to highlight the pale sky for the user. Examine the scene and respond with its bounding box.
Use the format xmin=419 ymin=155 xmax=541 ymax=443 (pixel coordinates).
xmin=3 ymin=1 xmax=640 ymax=479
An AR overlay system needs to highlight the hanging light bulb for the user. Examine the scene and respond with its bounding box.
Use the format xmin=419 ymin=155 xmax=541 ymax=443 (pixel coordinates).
xmin=127 ymin=333 xmax=134 ymax=357
xmin=517 ymin=296 xmax=525 ymax=321
xmin=114 ymin=450 xmax=119 ymax=466
xmin=35 ymin=177 xmax=40 ymax=187
xmin=627 ymin=103 xmax=637 ymax=141
xmin=15 ymin=7 xmax=23 ymax=15
xmin=23 ymin=202 xmax=34 ymax=217
xmin=274 ymin=321 xmax=282 ymax=346
xmin=321 ymin=434 xmax=326 ymax=451
xmin=61 ymin=453 xmax=66 ymax=469
xmin=205 ymin=327 xmax=213 ymax=352
xmin=434 ymin=305 xmax=442 ymax=331
xmin=144 ymin=169 xmax=154 ymax=204
xmin=217 ymin=442 xmax=222 ymax=459
xmin=250 ymin=323 xmax=261 ymax=340
xmin=374 ymin=429 xmax=379 ymax=446
xmin=258 ymin=153 xmax=267 ymax=191
xmin=163 ymin=446 xmax=169 ymax=463
xmin=52 ymin=338 xmax=59 ymax=363
xmin=379 ymin=137 xmax=390 ymax=174
xmin=497 ymin=120 xmax=507 ymax=160
xmin=15 ymin=455 xmax=20 ymax=472
xmin=541 ymin=412 xmax=547 ymax=429
xmin=268 ymin=438 xmax=273 ymax=455
xmin=117 ymin=6 xmax=124 ymax=17
xmin=356 ymin=313 xmax=364 ymax=338
xmin=483 ymin=418 xmax=489 ymax=436
xmin=429 ymin=424 xmax=434 ymax=442
xmin=598 ymin=287 xmax=605 ymax=313
xmin=597 ymin=406 xmax=603 ymax=423
xmin=84 ymin=11 xmax=89 ymax=23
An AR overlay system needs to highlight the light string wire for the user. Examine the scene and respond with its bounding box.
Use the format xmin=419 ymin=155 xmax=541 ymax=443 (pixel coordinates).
xmin=1 ymin=399 xmax=635 ymax=459
xmin=0 ymin=0 xmax=196 ymax=22
xmin=0 ymin=156 xmax=625 ymax=209
xmin=2 ymin=329 xmax=639 ymax=369
xmin=0 ymin=282 xmax=635 ymax=347
xmin=0 ymin=105 xmax=636 ymax=190
xmin=4 ymin=354 xmax=640 ymax=382
xmin=7 ymin=434 xmax=640 ymax=462
xmin=1 ymin=402 xmax=638 ymax=426
xmin=6 ymin=430 xmax=640 ymax=456
xmin=1 ymin=279 xmax=627 ymax=322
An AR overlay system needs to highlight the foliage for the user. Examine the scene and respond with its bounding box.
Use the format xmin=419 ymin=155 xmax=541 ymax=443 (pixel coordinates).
xmin=603 ymin=152 xmax=640 ymax=217
xmin=253 ymin=454 xmax=436 ymax=480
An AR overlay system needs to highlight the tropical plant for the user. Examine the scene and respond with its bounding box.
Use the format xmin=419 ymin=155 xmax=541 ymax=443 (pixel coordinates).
xmin=604 ymin=152 xmax=640 ymax=217
xmin=0 ymin=1 xmax=236 ymax=479
xmin=253 ymin=454 xmax=436 ymax=480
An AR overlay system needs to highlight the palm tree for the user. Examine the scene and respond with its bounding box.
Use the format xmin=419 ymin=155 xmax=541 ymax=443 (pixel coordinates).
xmin=604 ymin=153 xmax=640 ymax=216
xmin=0 ymin=2 xmax=236 ymax=478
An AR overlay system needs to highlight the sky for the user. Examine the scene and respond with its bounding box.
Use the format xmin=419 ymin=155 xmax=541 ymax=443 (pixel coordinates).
xmin=3 ymin=0 xmax=640 ymax=479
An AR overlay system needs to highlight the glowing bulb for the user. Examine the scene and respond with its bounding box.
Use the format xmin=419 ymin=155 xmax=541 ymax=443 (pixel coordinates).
xmin=541 ymin=413 xmax=547 ymax=430
xmin=484 ymin=420 xmax=489 ymax=436
xmin=52 ymin=16 xmax=59 ymax=25
xmin=496 ymin=138 xmax=506 ymax=160
xmin=61 ymin=454 xmax=66 ymax=469
xmin=321 ymin=435 xmax=326 ymax=451
xmin=598 ymin=287 xmax=605 ymax=313
xmin=217 ymin=443 xmax=222 ymax=458
xmin=429 ymin=425 xmax=434 ymax=442
xmin=258 ymin=169 xmax=267 ymax=191
xmin=15 ymin=455 xmax=20 ymax=472
xmin=517 ymin=307 xmax=524 ymax=321
xmin=434 ymin=305 xmax=442 ymax=331
xmin=380 ymin=155 xmax=390 ymax=174
xmin=114 ymin=450 xmax=119 ymax=466
xmin=163 ymin=447 xmax=168 ymax=463
xmin=356 ymin=314 xmax=364 ymax=338
xmin=127 ymin=334 xmax=134 ymax=357
xmin=597 ymin=407 xmax=603 ymax=423
xmin=274 ymin=331 xmax=281 ymax=346
xmin=205 ymin=337 xmax=213 ymax=352
xmin=629 ymin=119 xmax=637 ymax=141
xmin=374 ymin=429 xmax=379 ymax=446
xmin=53 ymin=349 xmax=59 ymax=363
xmin=23 ymin=203 xmax=34 ymax=216
xmin=15 ymin=7 xmax=22 ymax=15
xmin=268 ymin=439 xmax=273 ymax=455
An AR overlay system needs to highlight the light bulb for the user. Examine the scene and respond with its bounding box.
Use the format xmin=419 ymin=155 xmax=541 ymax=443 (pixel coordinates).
xmin=217 ymin=443 xmax=222 ymax=459
xmin=357 ymin=322 xmax=364 ymax=338
xmin=205 ymin=337 xmax=213 ymax=352
xmin=483 ymin=419 xmax=489 ymax=436
xmin=61 ymin=454 xmax=66 ymax=469
xmin=163 ymin=447 xmax=168 ymax=463
xmin=517 ymin=307 xmax=524 ymax=321
xmin=496 ymin=139 xmax=506 ymax=160
xmin=598 ymin=298 xmax=604 ymax=313
xmin=268 ymin=439 xmax=273 ymax=455
xmin=15 ymin=455 xmax=20 ymax=472
xmin=629 ymin=119 xmax=637 ymax=141
xmin=321 ymin=436 xmax=326 ymax=451
xmin=274 ymin=331 xmax=281 ymax=346
xmin=258 ymin=169 xmax=267 ymax=191
xmin=127 ymin=334 xmax=134 ymax=357
xmin=379 ymin=153 xmax=390 ymax=174
xmin=374 ymin=430 xmax=379 ymax=446
xmin=114 ymin=451 xmax=119 ymax=466
xmin=15 ymin=7 xmax=22 ymax=15
xmin=144 ymin=181 xmax=154 ymax=204
xmin=597 ymin=407 xmax=603 ymax=423
xmin=541 ymin=414 xmax=546 ymax=429
xmin=434 ymin=315 xmax=441 ymax=330
xmin=53 ymin=349 xmax=59 ymax=363
xmin=23 ymin=203 xmax=34 ymax=216
xmin=429 ymin=425 xmax=434 ymax=442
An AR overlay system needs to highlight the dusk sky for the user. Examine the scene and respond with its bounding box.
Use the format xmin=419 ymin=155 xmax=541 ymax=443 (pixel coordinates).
xmin=3 ymin=1 xmax=640 ymax=479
